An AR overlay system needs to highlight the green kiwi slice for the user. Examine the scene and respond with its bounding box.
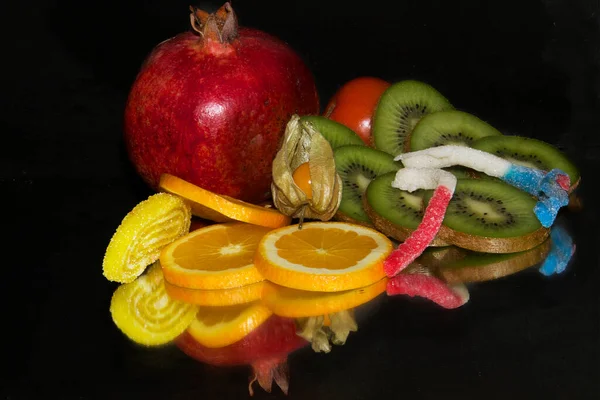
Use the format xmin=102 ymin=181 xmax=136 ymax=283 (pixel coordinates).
xmin=372 ymin=80 xmax=454 ymax=157
xmin=408 ymin=110 xmax=503 ymax=152
xmin=432 ymin=238 xmax=552 ymax=284
xmin=435 ymin=179 xmax=549 ymax=253
xmin=471 ymin=135 xmax=580 ymax=189
xmin=333 ymin=146 xmax=401 ymax=225
xmin=363 ymin=171 xmax=449 ymax=246
xmin=300 ymin=115 xmax=365 ymax=149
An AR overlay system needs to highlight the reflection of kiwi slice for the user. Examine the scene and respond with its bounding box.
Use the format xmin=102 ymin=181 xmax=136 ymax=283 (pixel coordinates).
xmin=433 ymin=238 xmax=552 ymax=283
xmin=334 ymin=146 xmax=401 ymax=225
xmin=372 ymin=80 xmax=454 ymax=156
xmin=300 ymin=115 xmax=365 ymax=149
xmin=413 ymin=246 xmax=467 ymax=268
xmin=436 ymin=179 xmax=549 ymax=253
xmin=471 ymin=135 xmax=580 ymax=190
xmin=408 ymin=110 xmax=503 ymax=152
xmin=363 ymin=172 xmax=449 ymax=246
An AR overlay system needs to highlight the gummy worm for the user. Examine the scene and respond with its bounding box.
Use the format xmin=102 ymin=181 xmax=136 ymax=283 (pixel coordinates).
xmin=397 ymin=145 xmax=571 ymax=228
xmin=383 ymin=168 xmax=457 ymax=277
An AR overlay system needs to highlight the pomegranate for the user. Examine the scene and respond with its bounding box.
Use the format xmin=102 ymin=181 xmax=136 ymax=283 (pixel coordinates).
xmin=176 ymin=315 xmax=308 ymax=395
xmin=124 ymin=3 xmax=319 ymax=203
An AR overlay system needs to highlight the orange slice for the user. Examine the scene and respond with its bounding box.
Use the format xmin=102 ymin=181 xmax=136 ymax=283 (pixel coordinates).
xmin=164 ymin=280 xmax=265 ymax=307
xmin=187 ymin=302 xmax=273 ymax=348
xmin=160 ymin=222 xmax=271 ymax=290
xmin=159 ymin=174 xmax=291 ymax=229
xmin=110 ymin=262 xmax=198 ymax=346
xmin=261 ymin=278 xmax=388 ymax=318
xmin=103 ymin=192 xmax=191 ymax=283
xmin=254 ymin=222 xmax=393 ymax=292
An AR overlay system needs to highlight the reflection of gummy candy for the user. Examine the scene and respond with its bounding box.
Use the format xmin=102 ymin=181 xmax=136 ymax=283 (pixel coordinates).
xmin=384 ymin=168 xmax=456 ymax=277
xmin=398 ymin=145 xmax=571 ymax=228
xmin=538 ymin=225 xmax=576 ymax=276
xmin=387 ymin=273 xmax=469 ymax=309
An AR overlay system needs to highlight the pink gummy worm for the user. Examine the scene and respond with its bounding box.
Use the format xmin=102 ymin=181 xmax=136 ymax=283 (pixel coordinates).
xmin=383 ymin=185 xmax=453 ymax=277
xmin=556 ymin=174 xmax=570 ymax=191
xmin=386 ymin=273 xmax=468 ymax=309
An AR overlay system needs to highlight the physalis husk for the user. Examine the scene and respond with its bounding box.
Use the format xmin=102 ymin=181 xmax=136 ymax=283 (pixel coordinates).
xmin=271 ymin=115 xmax=342 ymax=221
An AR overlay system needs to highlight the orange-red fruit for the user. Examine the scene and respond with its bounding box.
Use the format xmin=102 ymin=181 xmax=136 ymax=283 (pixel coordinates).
xmin=324 ymin=77 xmax=391 ymax=146
xmin=292 ymin=162 xmax=312 ymax=199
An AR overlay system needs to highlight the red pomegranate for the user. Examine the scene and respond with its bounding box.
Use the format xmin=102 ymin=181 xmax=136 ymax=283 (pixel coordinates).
xmin=124 ymin=3 xmax=319 ymax=203
xmin=176 ymin=315 xmax=308 ymax=395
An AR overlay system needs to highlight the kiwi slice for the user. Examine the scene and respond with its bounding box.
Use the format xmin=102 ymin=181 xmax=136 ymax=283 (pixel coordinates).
xmin=435 ymin=179 xmax=549 ymax=253
xmin=333 ymin=146 xmax=401 ymax=225
xmin=363 ymin=171 xmax=449 ymax=246
xmin=372 ymin=80 xmax=454 ymax=156
xmin=471 ymin=135 xmax=580 ymax=190
xmin=300 ymin=115 xmax=365 ymax=149
xmin=408 ymin=110 xmax=503 ymax=152
xmin=433 ymin=238 xmax=552 ymax=284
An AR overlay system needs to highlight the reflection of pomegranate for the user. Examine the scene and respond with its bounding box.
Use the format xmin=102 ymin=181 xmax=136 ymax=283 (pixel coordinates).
xmin=176 ymin=315 xmax=308 ymax=395
xmin=124 ymin=3 xmax=319 ymax=203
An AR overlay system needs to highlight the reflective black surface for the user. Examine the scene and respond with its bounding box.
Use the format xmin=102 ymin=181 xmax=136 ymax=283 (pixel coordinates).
xmin=3 ymin=0 xmax=599 ymax=398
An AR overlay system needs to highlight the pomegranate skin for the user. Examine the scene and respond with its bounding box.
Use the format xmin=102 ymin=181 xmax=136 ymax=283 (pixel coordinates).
xmin=124 ymin=27 xmax=319 ymax=203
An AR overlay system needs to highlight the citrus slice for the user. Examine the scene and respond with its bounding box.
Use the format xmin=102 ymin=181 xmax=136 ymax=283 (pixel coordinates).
xmin=254 ymin=222 xmax=394 ymax=292
xmin=103 ymin=192 xmax=192 ymax=283
xmin=110 ymin=262 xmax=198 ymax=346
xmin=159 ymin=174 xmax=291 ymax=228
xmin=164 ymin=280 xmax=265 ymax=306
xmin=187 ymin=302 xmax=273 ymax=348
xmin=261 ymin=278 xmax=388 ymax=318
xmin=160 ymin=222 xmax=271 ymax=289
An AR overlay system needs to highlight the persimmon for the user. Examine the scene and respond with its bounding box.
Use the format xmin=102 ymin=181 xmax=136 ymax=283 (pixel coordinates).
xmin=324 ymin=77 xmax=391 ymax=146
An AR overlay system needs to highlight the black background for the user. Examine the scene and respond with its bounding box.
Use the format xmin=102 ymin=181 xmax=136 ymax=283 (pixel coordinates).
xmin=2 ymin=0 xmax=599 ymax=398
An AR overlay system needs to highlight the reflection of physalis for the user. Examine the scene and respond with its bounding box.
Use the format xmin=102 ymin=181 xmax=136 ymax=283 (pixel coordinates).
xmin=271 ymin=114 xmax=342 ymax=222
xmin=296 ymin=310 xmax=358 ymax=353
xmin=296 ymin=309 xmax=358 ymax=353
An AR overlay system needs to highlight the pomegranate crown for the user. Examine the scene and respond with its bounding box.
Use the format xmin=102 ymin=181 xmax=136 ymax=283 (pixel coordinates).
xmin=189 ymin=2 xmax=238 ymax=42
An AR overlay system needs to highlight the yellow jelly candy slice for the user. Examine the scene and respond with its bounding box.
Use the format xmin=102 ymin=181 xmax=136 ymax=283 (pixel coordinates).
xmin=103 ymin=192 xmax=192 ymax=283
xmin=110 ymin=262 xmax=198 ymax=346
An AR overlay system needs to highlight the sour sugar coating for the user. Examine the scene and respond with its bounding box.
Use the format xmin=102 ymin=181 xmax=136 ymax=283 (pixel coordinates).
xmin=539 ymin=225 xmax=576 ymax=276
xmin=397 ymin=145 xmax=571 ymax=227
xmin=384 ymin=168 xmax=457 ymax=277
xmin=533 ymin=169 xmax=571 ymax=228
xmin=386 ymin=273 xmax=469 ymax=309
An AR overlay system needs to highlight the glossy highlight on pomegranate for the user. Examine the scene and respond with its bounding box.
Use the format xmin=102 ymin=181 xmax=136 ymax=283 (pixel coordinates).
xmin=124 ymin=3 xmax=319 ymax=203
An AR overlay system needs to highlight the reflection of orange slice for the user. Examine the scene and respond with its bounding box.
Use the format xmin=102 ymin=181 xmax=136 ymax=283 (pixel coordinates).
xmin=165 ymin=280 xmax=265 ymax=307
xmin=159 ymin=174 xmax=291 ymax=228
xmin=187 ymin=302 xmax=273 ymax=348
xmin=254 ymin=222 xmax=393 ymax=292
xmin=160 ymin=222 xmax=271 ymax=290
xmin=261 ymin=278 xmax=388 ymax=318
xmin=110 ymin=262 xmax=198 ymax=346
xmin=103 ymin=193 xmax=191 ymax=283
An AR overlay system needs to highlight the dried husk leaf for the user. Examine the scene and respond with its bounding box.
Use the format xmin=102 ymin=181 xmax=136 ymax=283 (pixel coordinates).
xmin=271 ymin=115 xmax=342 ymax=221
xmin=328 ymin=309 xmax=358 ymax=345
xmin=294 ymin=310 xmax=358 ymax=352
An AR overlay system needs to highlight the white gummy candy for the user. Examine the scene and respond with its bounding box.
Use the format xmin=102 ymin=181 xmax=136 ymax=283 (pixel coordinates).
xmin=396 ymin=145 xmax=512 ymax=178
